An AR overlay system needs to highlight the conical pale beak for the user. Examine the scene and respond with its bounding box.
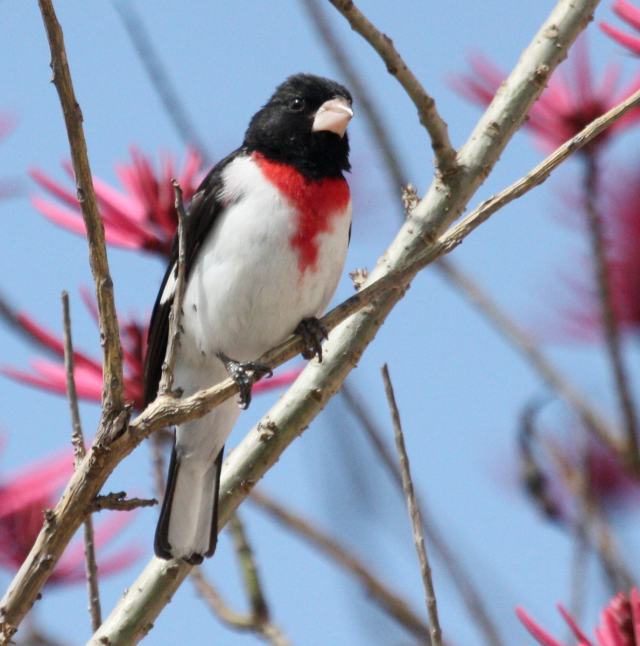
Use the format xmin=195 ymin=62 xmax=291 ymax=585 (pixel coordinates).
xmin=312 ymin=97 xmax=353 ymax=137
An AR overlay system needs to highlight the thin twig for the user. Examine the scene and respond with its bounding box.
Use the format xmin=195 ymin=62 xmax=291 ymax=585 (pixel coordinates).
xmin=582 ymin=153 xmax=639 ymax=466
xmin=61 ymin=292 xmax=101 ymax=632
xmin=91 ymin=493 xmax=157 ymax=513
xmin=249 ymin=490 xmax=429 ymax=640
xmin=158 ymin=180 xmax=188 ymax=395
xmin=38 ymin=0 xmax=124 ymax=414
xmin=340 ymin=382 xmax=503 ymax=646
xmin=113 ymin=2 xmax=212 ymax=164
xmin=190 ymin=569 xmax=291 ymax=646
xmin=381 ymin=364 xmax=442 ymax=646
xmin=300 ymin=0 xmax=407 ymax=191
xmin=327 ymin=0 xmax=457 ymax=178
xmin=229 ymin=513 xmax=269 ymax=622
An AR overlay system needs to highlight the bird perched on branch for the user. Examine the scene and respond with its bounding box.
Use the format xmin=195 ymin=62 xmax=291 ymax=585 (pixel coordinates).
xmin=144 ymin=74 xmax=354 ymax=564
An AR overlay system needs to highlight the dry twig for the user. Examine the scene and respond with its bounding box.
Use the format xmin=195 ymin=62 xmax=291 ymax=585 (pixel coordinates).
xmin=158 ymin=181 xmax=188 ymax=395
xmin=38 ymin=0 xmax=123 ymax=414
xmin=341 ymin=382 xmax=503 ymax=645
xmin=91 ymin=493 xmax=157 ymax=513
xmin=61 ymin=292 xmax=101 ymax=631
xmin=229 ymin=513 xmax=269 ymax=622
xmin=381 ymin=365 xmax=442 ymax=646
xmin=190 ymin=569 xmax=290 ymax=646
xmin=327 ymin=0 xmax=457 ymax=178
xmin=113 ymin=2 xmax=212 ymax=163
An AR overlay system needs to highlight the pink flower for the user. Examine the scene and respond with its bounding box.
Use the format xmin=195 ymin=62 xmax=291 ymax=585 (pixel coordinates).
xmin=517 ymin=587 xmax=640 ymax=645
xmin=601 ymin=0 xmax=640 ymax=56
xmin=451 ymin=38 xmax=640 ymax=151
xmin=1 ymin=289 xmax=302 ymax=411
xmin=1 ymin=289 xmax=148 ymax=410
xmin=0 ymin=449 xmax=140 ymax=584
xmin=30 ymin=148 xmax=204 ymax=256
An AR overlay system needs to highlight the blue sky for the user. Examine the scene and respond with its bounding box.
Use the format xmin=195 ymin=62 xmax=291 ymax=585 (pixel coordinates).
xmin=1 ymin=1 xmax=639 ymax=644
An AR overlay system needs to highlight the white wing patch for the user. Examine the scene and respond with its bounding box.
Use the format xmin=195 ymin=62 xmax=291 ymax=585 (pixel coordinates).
xmin=160 ymin=264 xmax=177 ymax=304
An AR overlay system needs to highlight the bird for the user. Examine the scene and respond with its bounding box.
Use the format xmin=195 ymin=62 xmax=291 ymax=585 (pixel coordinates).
xmin=143 ymin=73 xmax=354 ymax=564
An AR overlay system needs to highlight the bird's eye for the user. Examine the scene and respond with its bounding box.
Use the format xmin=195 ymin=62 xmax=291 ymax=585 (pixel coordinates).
xmin=289 ymin=97 xmax=305 ymax=112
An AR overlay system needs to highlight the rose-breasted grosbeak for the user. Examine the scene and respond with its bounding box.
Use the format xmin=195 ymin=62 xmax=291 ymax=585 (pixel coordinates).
xmin=144 ymin=74 xmax=353 ymax=563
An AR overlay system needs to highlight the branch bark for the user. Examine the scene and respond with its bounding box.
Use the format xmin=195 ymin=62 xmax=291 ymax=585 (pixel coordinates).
xmin=62 ymin=293 xmax=102 ymax=632
xmin=37 ymin=0 xmax=124 ymax=414
xmin=382 ymin=364 xmax=442 ymax=646
xmin=327 ymin=0 xmax=457 ymax=178
xmin=249 ymin=491 xmax=429 ymax=640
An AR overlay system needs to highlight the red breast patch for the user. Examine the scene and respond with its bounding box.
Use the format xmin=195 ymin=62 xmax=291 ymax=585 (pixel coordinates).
xmin=253 ymin=152 xmax=350 ymax=273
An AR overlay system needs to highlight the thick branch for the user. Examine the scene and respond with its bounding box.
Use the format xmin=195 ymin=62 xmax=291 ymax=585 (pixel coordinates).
xmin=38 ymin=0 xmax=124 ymax=413
xmin=328 ymin=0 xmax=457 ymax=178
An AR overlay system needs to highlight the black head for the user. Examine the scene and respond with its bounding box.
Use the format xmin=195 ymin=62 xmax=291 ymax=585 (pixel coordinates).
xmin=243 ymin=74 xmax=353 ymax=179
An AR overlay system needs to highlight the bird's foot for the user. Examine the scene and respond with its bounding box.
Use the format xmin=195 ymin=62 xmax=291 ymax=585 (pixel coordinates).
xmin=217 ymin=352 xmax=273 ymax=409
xmin=295 ymin=317 xmax=328 ymax=363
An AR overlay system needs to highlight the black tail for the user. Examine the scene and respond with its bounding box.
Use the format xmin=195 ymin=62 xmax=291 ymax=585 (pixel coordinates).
xmin=154 ymin=442 xmax=224 ymax=565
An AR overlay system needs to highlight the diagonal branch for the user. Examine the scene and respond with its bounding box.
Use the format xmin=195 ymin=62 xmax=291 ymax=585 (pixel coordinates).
xmin=249 ymin=490 xmax=429 ymax=640
xmin=327 ymin=0 xmax=458 ymax=178
xmin=38 ymin=0 xmax=124 ymax=414
xmin=300 ymin=0 xmax=408 ymax=191
xmin=190 ymin=569 xmax=291 ymax=646
xmin=0 ymin=2 xmax=605 ymax=640
xmin=113 ymin=1 xmax=212 ymax=164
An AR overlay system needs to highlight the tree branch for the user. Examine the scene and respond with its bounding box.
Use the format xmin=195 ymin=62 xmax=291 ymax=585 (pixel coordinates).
xmin=381 ymin=365 xmax=442 ymax=646
xmin=158 ymin=181 xmax=187 ymax=396
xmin=341 ymin=382 xmax=504 ymax=646
xmin=113 ymin=1 xmax=212 ymax=164
xmin=190 ymin=569 xmax=290 ymax=646
xmin=327 ymin=0 xmax=457 ymax=178
xmin=37 ymin=0 xmax=124 ymax=414
xmin=249 ymin=490 xmax=429 ymax=640
xmin=61 ymin=292 xmax=102 ymax=632
xmin=91 ymin=493 xmax=157 ymax=513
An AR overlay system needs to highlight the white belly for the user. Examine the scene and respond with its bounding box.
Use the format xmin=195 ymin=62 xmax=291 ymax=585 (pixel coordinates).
xmin=178 ymin=155 xmax=351 ymax=370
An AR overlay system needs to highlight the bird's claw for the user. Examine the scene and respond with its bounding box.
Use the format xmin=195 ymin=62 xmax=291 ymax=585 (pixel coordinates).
xmin=217 ymin=352 xmax=273 ymax=409
xmin=295 ymin=317 xmax=328 ymax=362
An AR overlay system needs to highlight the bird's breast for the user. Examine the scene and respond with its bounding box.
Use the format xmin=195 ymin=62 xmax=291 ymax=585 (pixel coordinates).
xmin=252 ymin=152 xmax=350 ymax=274
xmin=180 ymin=154 xmax=351 ymax=364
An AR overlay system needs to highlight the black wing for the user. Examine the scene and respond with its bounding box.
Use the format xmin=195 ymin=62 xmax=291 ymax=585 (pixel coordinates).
xmin=143 ymin=149 xmax=244 ymax=406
